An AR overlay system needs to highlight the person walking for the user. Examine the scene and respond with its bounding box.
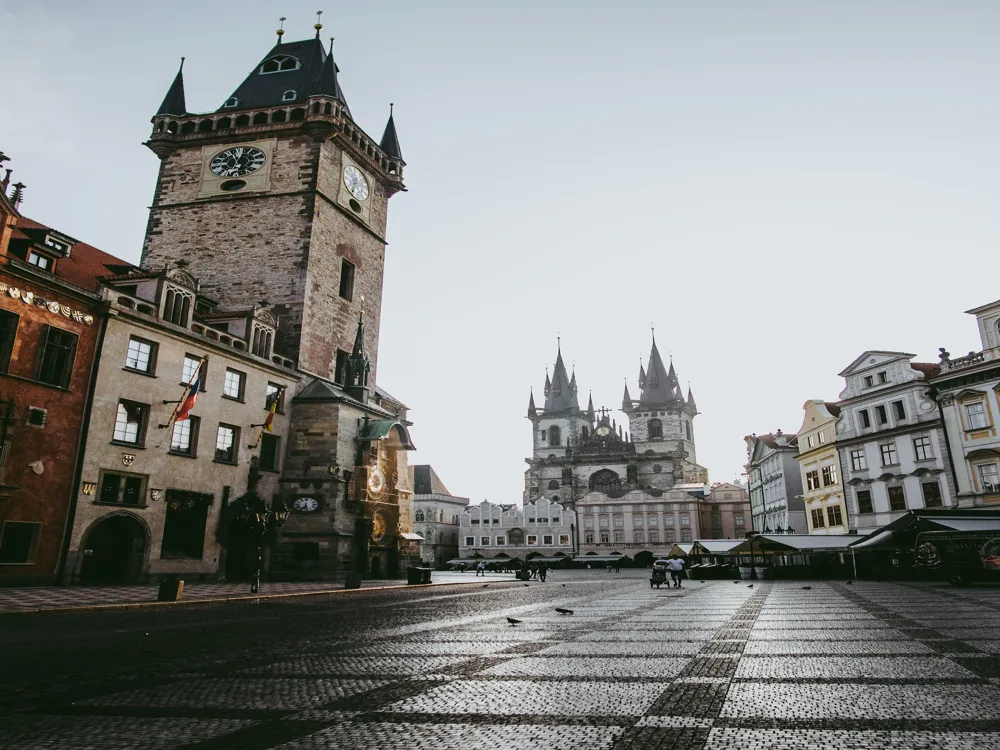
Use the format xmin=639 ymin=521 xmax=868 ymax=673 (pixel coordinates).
xmin=476 ymin=560 xmax=486 ymax=577
xmin=539 ymin=563 xmax=548 ymax=582
xmin=666 ymin=556 xmax=686 ymax=588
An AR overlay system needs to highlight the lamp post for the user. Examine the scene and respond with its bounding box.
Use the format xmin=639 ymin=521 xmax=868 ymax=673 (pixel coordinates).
xmin=235 ymin=456 xmax=291 ymax=593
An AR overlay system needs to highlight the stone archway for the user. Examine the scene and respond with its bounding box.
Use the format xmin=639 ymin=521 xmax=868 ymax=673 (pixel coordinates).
xmin=634 ymin=551 xmax=655 ymax=568
xmin=79 ymin=514 xmax=148 ymax=585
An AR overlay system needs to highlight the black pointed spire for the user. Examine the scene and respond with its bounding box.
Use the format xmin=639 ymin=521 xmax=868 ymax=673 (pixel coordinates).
xmin=379 ymin=103 xmax=403 ymax=160
xmin=639 ymin=333 xmax=672 ymax=406
xmin=587 ymin=392 xmax=595 ymax=422
xmin=309 ymin=37 xmax=351 ymax=115
xmin=527 ymin=390 xmax=537 ymax=418
xmin=544 ymin=342 xmax=579 ymax=412
xmin=622 ymin=381 xmax=632 ymax=410
xmin=344 ymin=306 xmax=370 ymax=403
xmin=156 ymin=58 xmax=187 ymax=117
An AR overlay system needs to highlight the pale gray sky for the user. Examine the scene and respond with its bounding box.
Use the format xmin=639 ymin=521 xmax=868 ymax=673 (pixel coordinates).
xmin=4 ymin=1 xmax=996 ymax=503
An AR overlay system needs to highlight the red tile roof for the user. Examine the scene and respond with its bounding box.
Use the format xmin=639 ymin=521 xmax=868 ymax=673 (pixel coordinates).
xmin=15 ymin=217 xmax=136 ymax=292
xmin=911 ymin=362 xmax=941 ymax=377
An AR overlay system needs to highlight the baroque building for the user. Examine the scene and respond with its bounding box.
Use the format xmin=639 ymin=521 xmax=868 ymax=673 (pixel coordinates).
xmin=744 ymin=431 xmax=805 ymax=534
xmin=700 ymin=482 xmax=751 ymax=539
xmin=932 ymin=300 xmax=1000 ymax=508
xmin=796 ymin=400 xmax=848 ymax=535
xmin=459 ymin=498 xmax=574 ymax=563
xmin=410 ymin=464 xmax=468 ymax=568
xmin=835 ymin=351 xmax=952 ymax=534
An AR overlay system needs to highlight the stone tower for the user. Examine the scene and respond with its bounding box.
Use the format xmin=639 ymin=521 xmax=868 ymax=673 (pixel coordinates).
xmin=141 ymin=25 xmax=404 ymax=383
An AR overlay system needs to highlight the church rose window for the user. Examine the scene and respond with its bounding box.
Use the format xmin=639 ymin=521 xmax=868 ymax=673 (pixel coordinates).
xmin=589 ymin=469 xmax=621 ymax=494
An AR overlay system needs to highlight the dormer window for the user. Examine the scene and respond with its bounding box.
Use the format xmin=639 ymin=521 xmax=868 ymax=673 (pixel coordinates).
xmin=281 ymin=90 xmax=297 ymax=102
xmin=27 ymin=251 xmax=53 ymax=271
xmin=260 ymin=55 xmax=300 ymax=74
xmin=223 ymin=97 xmax=240 ymax=108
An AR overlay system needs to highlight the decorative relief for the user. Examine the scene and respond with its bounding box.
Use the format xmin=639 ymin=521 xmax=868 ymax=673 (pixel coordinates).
xmin=81 ymin=481 xmax=97 ymax=496
xmin=121 ymin=453 xmax=136 ymax=467
xmin=0 ymin=283 xmax=94 ymax=325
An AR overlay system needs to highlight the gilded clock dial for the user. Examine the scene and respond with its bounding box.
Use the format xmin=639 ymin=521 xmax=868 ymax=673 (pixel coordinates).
xmin=596 ymin=426 xmax=611 ymax=436
xmin=367 ymin=467 xmax=386 ymax=498
xmin=343 ymin=165 xmax=370 ymax=201
xmin=209 ymin=146 xmax=267 ymax=177
xmin=292 ymin=497 xmax=319 ymax=512
xmin=371 ymin=511 xmax=387 ymax=542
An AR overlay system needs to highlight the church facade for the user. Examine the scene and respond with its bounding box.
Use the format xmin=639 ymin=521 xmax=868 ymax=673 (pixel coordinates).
xmin=524 ymin=336 xmax=710 ymax=558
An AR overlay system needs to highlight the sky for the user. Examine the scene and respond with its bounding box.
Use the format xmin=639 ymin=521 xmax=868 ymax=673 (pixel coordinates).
xmin=3 ymin=1 xmax=998 ymax=504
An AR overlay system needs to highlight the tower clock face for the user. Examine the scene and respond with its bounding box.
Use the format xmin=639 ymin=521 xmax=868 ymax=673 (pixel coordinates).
xmin=343 ymin=165 xmax=370 ymax=201
xmin=209 ymin=147 xmax=267 ymax=177
xmin=292 ymin=497 xmax=319 ymax=513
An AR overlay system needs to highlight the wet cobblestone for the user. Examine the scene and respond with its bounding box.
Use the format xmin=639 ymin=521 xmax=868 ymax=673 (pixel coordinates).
xmin=1 ymin=576 xmax=999 ymax=749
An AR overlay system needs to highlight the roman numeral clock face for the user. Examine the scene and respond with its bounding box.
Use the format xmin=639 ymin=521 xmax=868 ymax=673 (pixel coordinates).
xmin=209 ymin=147 xmax=267 ymax=178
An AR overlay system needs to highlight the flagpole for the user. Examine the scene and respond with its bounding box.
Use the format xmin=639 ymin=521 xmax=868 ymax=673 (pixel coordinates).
xmin=159 ymin=356 xmax=207 ymax=429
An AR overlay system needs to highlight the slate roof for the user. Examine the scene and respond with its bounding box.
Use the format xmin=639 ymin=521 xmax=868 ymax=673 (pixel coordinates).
xmin=220 ymin=37 xmax=350 ymax=112
xmin=379 ymin=108 xmax=402 ymax=160
xmin=543 ymin=345 xmax=579 ymax=412
xmin=638 ymin=336 xmax=679 ymax=406
xmin=156 ymin=60 xmax=187 ymax=116
xmin=411 ymin=465 xmax=452 ymax=495
xmin=13 ymin=217 xmax=136 ymax=292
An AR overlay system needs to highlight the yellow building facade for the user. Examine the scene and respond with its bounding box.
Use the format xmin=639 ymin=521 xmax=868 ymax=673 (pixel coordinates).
xmin=796 ymin=400 xmax=849 ymax=535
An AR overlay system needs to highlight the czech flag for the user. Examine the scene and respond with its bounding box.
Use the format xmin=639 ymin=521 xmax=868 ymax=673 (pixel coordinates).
xmin=176 ymin=360 xmax=204 ymax=422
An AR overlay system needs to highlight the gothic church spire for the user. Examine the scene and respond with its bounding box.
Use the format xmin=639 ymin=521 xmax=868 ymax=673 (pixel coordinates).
xmin=156 ymin=58 xmax=187 ymax=117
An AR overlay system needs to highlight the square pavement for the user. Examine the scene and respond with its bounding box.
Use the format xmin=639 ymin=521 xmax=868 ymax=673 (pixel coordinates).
xmin=4 ymin=579 xmax=1000 ymax=749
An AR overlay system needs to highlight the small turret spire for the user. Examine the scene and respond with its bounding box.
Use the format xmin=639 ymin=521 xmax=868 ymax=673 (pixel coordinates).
xmin=622 ymin=380 xmax=632 ymax=410
xmin=155 ymin=57 xmax=187 ymax=117
xmin=344 ymin=296 xmax=370 ymax=403
xmin=527 ymin=389 xmax=537 ymax=418
xmin=380 ymin=102 xmax=403 ymax=160
xmin=587 ymin=392 xmax=595 ymax=421
xmin=314 ymin=10 xmax=323 ymax=38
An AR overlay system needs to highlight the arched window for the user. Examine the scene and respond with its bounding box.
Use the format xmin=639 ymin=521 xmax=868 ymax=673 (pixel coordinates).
xmin=415 ymin=511 xmax=424 ymax=522
xmin=547 ymin=479 xmax=560 ymax=490
xmin=548 ymin=425 xmax=561 ymax=446
xmin=260 ymin=55 xmax=301 ymax=74
xmin=685 ymin=422 xmax=692 ymax=441
xmin=648 ymin=419 xmax=663 ymax=439
xmin=223 ymin=97 xmax=240 ymax=108
xmin=561 ymin=467 xmax=573 ymax=485
xmin=281 ymin=90 xmax=297 ymax=102
xmin=581 ymin=426 xmax=589 ymax=441
xmin=589 ymin=469 xmax=621 ymax=494
xmin=162 ymin=288 xmax=192 ymax=327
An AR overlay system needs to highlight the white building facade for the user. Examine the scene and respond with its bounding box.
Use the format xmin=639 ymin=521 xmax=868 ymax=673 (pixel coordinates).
xmin=745 ymin=432 xmax=805 ymax=534
xmin=932 ymin=299 xmax=1000 ymax=508
xmin=836 ymin=351 xmax=954 ymax=534
xmin=410 ymin=465 xmax=468 ymax=568
xmin=459 ymin=498 xmax=574 ymax=562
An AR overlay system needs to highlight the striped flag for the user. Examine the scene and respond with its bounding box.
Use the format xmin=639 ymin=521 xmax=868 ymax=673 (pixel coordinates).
xmin=262 ymin=396 xmax=278 ymax=432
xmin=175 ymin=360 xmax=205 ymax=423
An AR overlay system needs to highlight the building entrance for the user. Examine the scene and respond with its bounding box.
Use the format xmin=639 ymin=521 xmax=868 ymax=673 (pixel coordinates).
xmin=79 ymin=514 xmax=146 ymax=584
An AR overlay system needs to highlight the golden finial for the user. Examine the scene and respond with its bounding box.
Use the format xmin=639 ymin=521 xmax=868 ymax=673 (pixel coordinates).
xmin=276 ymin=16 xmax=286 ymax=42
xmin=314 ymin=9 xmax=323 ymax=38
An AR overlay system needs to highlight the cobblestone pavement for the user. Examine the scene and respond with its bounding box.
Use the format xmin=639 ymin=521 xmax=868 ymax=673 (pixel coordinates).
xmin=0 ymin=572 xmax=514 ymax=613
xmin=1 ymin=573 xmax=999 ymax=749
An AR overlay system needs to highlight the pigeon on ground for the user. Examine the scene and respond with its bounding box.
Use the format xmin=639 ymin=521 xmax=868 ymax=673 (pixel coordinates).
xmin=801 ymin=586 xmax=812 ymax=590
xmin=846 ymin=580 xmax=853 ymax=585
xmin=507 ymin=617 xmax=522 ymax=626
xmin=700 ymin=581 xmax=706 ymax=584
xmin=747 ymin=584 xmax=753 ymax=588
xmin=733 ymin=581 xmax=740 ymax=584
xmin=555 ymin=607 xmax=574 ymax=615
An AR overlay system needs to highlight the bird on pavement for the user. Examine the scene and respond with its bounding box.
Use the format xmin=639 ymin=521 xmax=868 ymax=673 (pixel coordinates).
xmin=801 ymin=586 xmax=812 ymax=590
xmin=747 ymin=584 xmax=753 ymax=588
xmin=733 ymin=581 xmax=740 ymax=584
xmin=507 ymin=617 xmax=522 ymax=626
xmin=846 ymin=579 xmax=853 ymax=585
xmin=700 ymin=581 xmax=706 ymax=584
xmin=555 ymin=607 xmax=574 ymax=615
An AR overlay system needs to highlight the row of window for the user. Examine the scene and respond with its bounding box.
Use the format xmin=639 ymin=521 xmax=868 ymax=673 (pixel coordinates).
xmin=855 ymin=399 xmax=908 ymax=431
xmin=847 ymin=436 xmax=934 ymax=472
xmin=804 ymin=430 xmax=828 ymax=449
xmin=584 ymin=530 xmax=693 ymax=544
xmin=584 ymin=513 xmax=691 ymax=529
xmin=469 ymin=516 xmax=562 ymax=526
xmin=854 ymin=480 xmax=943 ymax=514
xmin=414 ymin=511 xmax=461 ymax=524
xmin=810 ymin=505 xmax=844 ymax=528
xmin=112 ymin=398 xmax=280 ymax=470
xmin=805 ymin=465 xmax=838 ymax=491
xmin=976 ymin=462 xmax=1000 ymax=493
xmin=464 ymin=534 xmax=571 ymax=547
xmin=0 ymin=313 xmax=78 ymax=388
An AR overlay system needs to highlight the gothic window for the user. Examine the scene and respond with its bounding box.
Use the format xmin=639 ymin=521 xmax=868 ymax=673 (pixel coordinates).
xmin=685 ymin=422 xmax=691 ymax=441
xmin=653 ymin=464 xmax=662 ymax=473
xmin=548 ymin=426 xmax=561 ymax=446
xmin=589 ymin=469 xmax=621 ymax=494
xmin=581 ymin=426 xmax=589 ymax=440
xmin=251 ymin=326 xmax=273 ymax=358
xmin=163 ymin=287 xmax=192 ymax=327
xmin=415 ymin=511 xmax=425 ymax=522
xmin=561 ymin=467 xmax=573 ymax=485
xmin=648 ymin=419 xmax=663 ymax=439
xmin=547 ymin=479 xmax=559 ymax=490
xmin=260 ymin=55 xmax=301 ymax=74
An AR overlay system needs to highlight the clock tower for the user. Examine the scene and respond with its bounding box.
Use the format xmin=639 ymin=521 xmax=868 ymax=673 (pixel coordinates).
xmin=141 ymin=25 xmax=405 ymax=383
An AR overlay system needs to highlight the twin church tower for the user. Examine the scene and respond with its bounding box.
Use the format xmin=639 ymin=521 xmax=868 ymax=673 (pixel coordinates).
xmin=525 ymin=337 xmax=709 ymax=506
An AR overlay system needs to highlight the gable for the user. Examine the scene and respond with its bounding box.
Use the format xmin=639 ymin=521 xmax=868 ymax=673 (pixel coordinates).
xmin=838 ymin=351 xmax=914 ymax=377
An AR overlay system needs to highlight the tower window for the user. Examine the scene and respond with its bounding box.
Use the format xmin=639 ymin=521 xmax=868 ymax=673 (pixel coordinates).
xmin=281 ymin=90 xmax=297 ymax=102
xmin=685 ymin=422 xmax=692 ymax=441
xmin=223 ymin=97 xmax=240 ymax=108
xmin=548 ymin=425 xmax=561 ymax=446
xmin=647 ymin=418 xmax=663 ymax=439
xmin=339 ymin=259 xmax=355 ymax=301
xmin=334 ymin=349 xmax=350 ymax=385
xmin=260 ymin=55 xmax=301 ymax=74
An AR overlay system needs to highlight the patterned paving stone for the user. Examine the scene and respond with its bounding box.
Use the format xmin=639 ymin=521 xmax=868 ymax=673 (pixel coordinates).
xmin=746 ymin=628 xmax=906 ymax=641
xmin=703 ymin=728 xmax=1000 ymax=750
xmin=477 ymin=657 xmax=690 ymax=679
xmin=723 ymin=684 xmax=1000 ymax=719
xmin=79 ymin=678 xmax=391 ymax=710
xmin=239 ymin=656 xmax=469 ymax=676
xmin=734 ymin=656 xmax=978 ymax=679
xmin=742 ymin=640 xmax=933 ymax=655
xmin=385 ymin=679 xmax=666 ymax=716
xmin=273 ymin=721 xmax=625 ymax=750
xmin=539 ymin=642 xmax=703 ymax=656
xmin=0 ymin=716 xmax=254 ymax=750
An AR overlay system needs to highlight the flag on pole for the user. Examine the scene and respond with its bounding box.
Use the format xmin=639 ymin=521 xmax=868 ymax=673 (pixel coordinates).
xmin=262 ymin=397 xmax=278 ymax=432
xmin=175 ymin=360 xmax=205 ymax=423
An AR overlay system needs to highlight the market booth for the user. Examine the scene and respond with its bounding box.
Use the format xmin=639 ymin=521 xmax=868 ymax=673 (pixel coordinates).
xmin=726 ymin=534 xmax=863 ymax=580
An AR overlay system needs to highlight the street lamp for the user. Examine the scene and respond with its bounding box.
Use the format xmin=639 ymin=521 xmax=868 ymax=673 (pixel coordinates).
xmin=235 ymin=456 xmax=291 ymax=593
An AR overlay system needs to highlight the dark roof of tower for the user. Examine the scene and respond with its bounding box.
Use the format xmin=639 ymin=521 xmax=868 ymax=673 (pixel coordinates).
xmin=156 ymin=60 xmax=187 ymax=116
xmin=638 ymin=336 xmax=672 ymax=406
xmin=220 ymin=37 xmax=349 ymax=112
xmin=544 ymin=346 xmax=579 ymax=412
xmin=412 ymin=465 xmax=451 ymax=495
xmin=379 ymin=107 xmax=403 ymax=160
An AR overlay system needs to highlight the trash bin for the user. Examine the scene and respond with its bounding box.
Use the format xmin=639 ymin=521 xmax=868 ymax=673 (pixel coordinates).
xmin=344 ymin=573 xmax=362 ymax=589
xmin=157 ymin=577 xmax=184 ymax=602
xmin=739 ymin=566 xmax=753 ymax=580
xmin=420 ymin=567 xmax=432 ymax=584
xmin=517 ymin=570 xmax=531 ymax=581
